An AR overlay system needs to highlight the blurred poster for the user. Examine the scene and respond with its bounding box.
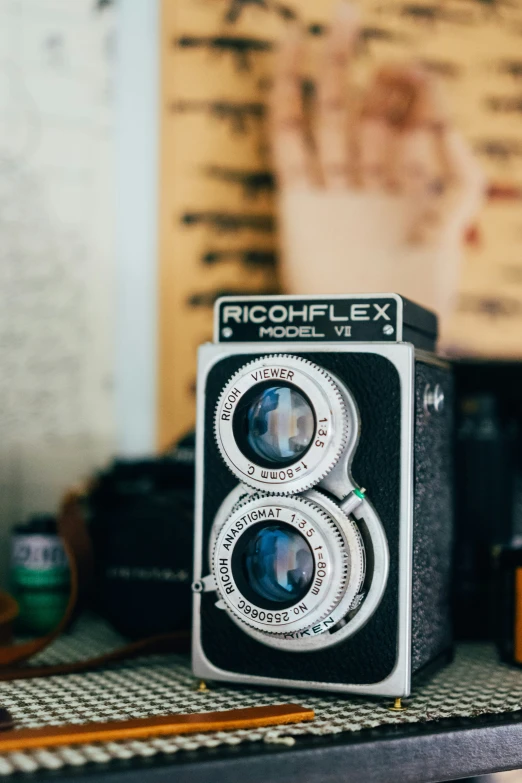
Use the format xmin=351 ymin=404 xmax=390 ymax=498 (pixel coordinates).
xmin=0 ymin=0 xmax=115 ymax=580
xmin=159 ymin=0 xmax=522 ymax=447
xmin=158 ymin=0 xmax=280 ymax=448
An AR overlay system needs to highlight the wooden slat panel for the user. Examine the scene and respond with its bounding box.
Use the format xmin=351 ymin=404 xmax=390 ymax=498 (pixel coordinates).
xmin=158 ymin=0 xmax=522 ymax=447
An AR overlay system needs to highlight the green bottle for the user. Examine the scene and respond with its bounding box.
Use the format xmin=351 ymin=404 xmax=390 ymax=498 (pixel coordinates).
xmin=10 ymin=515 xmax=70 ymax=634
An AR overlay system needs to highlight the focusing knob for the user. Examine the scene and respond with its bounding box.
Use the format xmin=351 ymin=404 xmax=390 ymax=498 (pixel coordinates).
xmin=214 ymin=354 xmax=355 ymax=495
xmin=211 ymin=492 xmax=365 ymax=638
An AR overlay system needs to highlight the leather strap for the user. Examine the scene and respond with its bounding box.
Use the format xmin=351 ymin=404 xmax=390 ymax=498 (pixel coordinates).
xmin=0 ymin=593 xmax=18 ymax=648
xmin=0 ymin=630 xmax=191 ymax=682
xmin=0 ymin=704 xmax=314 ymax=752
xmin=0 ymin=488 xmax=190 ymax=681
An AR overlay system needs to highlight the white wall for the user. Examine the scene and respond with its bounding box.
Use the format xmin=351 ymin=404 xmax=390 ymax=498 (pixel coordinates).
xmin=114 ymin=0 xmax=159 ymax=457
xmin=0 ymin=0 xmax=119 ymax=583
xmin=0 ymin=0 xmax=160 ymax=585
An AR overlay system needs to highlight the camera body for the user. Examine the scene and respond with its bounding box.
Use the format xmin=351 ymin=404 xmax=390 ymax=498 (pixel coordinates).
xmin=88 ymin=436 xmax=195 ymax=639
xmin=192 ymin=294 xmax=453 ymax=697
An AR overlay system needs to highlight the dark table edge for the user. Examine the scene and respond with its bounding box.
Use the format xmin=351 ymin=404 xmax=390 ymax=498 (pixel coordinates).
xmin=12 ymin=710 xmax=522 ymax=783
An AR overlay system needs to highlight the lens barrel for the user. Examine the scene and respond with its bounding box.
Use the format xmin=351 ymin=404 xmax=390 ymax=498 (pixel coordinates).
xmin=212 ymin=492 xmax=365 ymax=639
xmin=214 ymin=355 xmax=357 ymax=494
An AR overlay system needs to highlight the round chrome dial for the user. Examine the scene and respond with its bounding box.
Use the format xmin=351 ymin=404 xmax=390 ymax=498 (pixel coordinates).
xmin=211 ymin=492 xmax=365 ymax=638
xmin=214 ymin=354 xmax=354 ymax=494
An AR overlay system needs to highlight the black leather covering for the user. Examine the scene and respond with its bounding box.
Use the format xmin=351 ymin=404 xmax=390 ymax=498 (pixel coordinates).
xmin=411 ymin=360 xmax=454 ymax=673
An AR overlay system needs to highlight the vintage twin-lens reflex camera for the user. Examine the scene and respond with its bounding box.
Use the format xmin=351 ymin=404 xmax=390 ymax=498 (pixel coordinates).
xmin=192 ymin=294 xmax=453 ymax=697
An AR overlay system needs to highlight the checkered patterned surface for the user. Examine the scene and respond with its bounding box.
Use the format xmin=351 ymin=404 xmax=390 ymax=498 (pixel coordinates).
xmin=1 ymin=616 xmax=522 ymax=775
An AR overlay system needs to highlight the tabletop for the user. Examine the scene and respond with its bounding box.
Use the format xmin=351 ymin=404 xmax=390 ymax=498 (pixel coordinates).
xmin=2 ymin=617 xmax=522 ymax=782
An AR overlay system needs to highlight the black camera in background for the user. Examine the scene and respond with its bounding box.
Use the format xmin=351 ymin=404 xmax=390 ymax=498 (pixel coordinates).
xmin=453 ymin=361 xmax=522 ymax=641
xmin=87 ymin=433 xmax=195 ymax=639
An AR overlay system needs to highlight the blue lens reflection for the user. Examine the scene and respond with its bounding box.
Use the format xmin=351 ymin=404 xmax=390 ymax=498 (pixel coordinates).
xmin=244 ymin=525 xmax=314 ymax=604
xmin=246 ymin=386 xmax=314 ymax=464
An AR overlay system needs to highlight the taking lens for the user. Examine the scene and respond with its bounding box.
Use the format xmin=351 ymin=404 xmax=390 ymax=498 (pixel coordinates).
xmin=246 ymin=386 xmax=314 ymax=464
xmin=243 ymin=524 xmax=314 ymax=604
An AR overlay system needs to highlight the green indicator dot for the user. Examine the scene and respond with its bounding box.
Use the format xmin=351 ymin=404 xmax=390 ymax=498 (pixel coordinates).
xmin=353 ymin=488 xmax=366 ymax=499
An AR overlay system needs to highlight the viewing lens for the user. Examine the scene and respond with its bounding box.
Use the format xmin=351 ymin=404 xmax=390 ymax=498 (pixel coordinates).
xmin=243 ymin=524 xmax=314 ymax=604
xmin=246 ymin=386 xmax=314 ymax=464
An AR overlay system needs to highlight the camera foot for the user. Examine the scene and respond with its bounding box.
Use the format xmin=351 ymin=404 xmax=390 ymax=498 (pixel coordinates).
xmin=388 ymin=697 xmax=407 ymax=712
xmin=195 ymin=679 xmax=209 ymax=692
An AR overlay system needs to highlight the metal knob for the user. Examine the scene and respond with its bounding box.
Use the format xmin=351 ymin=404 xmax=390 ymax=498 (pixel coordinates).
xmin=423 ymin=384 xmax=445 ymax=415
